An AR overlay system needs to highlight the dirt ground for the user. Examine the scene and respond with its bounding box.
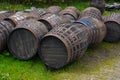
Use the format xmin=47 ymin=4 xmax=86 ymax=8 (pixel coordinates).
xmin=55 ymin=41 xmax=120 ymax=80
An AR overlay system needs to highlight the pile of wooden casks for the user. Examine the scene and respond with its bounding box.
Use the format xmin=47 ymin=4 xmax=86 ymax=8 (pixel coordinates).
xmin=0 ymin=0 xmax=116 ymax=69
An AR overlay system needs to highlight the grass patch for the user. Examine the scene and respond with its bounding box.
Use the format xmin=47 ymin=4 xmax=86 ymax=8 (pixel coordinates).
xmin=0 ymin=1 xmax=89 ymax=11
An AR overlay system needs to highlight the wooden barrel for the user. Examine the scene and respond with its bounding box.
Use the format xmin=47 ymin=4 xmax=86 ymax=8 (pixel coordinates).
xmin=4 ymin=12 xmax=38 ymax=26
xmin=62 ymin=14 xmax=75 ymax=21
xmin=39 ymin=13 xmax=71 ymax=30
xmin=39 ymin=23 xmax=88 ymax=69
xmin=75 ymin=17 xmax=106 ymax=45
xmin=81 ymin=7 xmax=103 ymax=21
xmin=30 ymin=8 xmax=47 ymax=19
xmin=90 ymin=0 xmax=105 ymax=14
xmin=0 ymin=23 xmax=9 ymax=52
xmin=0 ymin=11 xmax=14 ymax=20
xmin=104 ymin=13 xmax=120 ymax=42
xmin=59 ymin=6 xmax=81 ymax=20
xmin=46 ymin=6 xmax=62 ymax=14
xmin=0 ymin=20 xmax=15 ymax=33
xmin=8 ymin=19 xmax=48 ymax=60
xmin=0 ymin=18 xmax=16 ymax=53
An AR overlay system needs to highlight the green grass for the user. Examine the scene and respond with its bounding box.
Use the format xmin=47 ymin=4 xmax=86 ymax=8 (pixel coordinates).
xmin=0 ymin=1 xmax=89 ymax=11
xmin=0 ymin=1 xmax=120 ymax=80
xmin=1 ymin=42 xmax=120 ymax=80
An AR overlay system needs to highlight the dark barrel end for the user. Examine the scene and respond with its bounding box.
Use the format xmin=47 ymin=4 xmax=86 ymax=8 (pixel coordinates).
xmin=104 ymin=21 xmax=120 ymax=42
xmin=39 ymin=36 xmax=68 ymax=69
xmin=104 ymin=13 xmax=120 ymax=42
xmin=8 ymin=28 xmax=38 ymax=60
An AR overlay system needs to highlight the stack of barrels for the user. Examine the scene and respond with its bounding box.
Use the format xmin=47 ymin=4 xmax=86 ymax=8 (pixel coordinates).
xmin=39 ymin=4 xmax=106 ymax=69
xmin=1 ymin=0 xmax=115 ymax=70
xmin=7 ymin=6 xmax=80 ymax=60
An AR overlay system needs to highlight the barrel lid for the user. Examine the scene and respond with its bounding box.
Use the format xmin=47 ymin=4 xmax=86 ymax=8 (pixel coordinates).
xmin=8 ymin=28 xmax=38 ymax=60
xmin=39 ymin=35 xmax=68 ymax=69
